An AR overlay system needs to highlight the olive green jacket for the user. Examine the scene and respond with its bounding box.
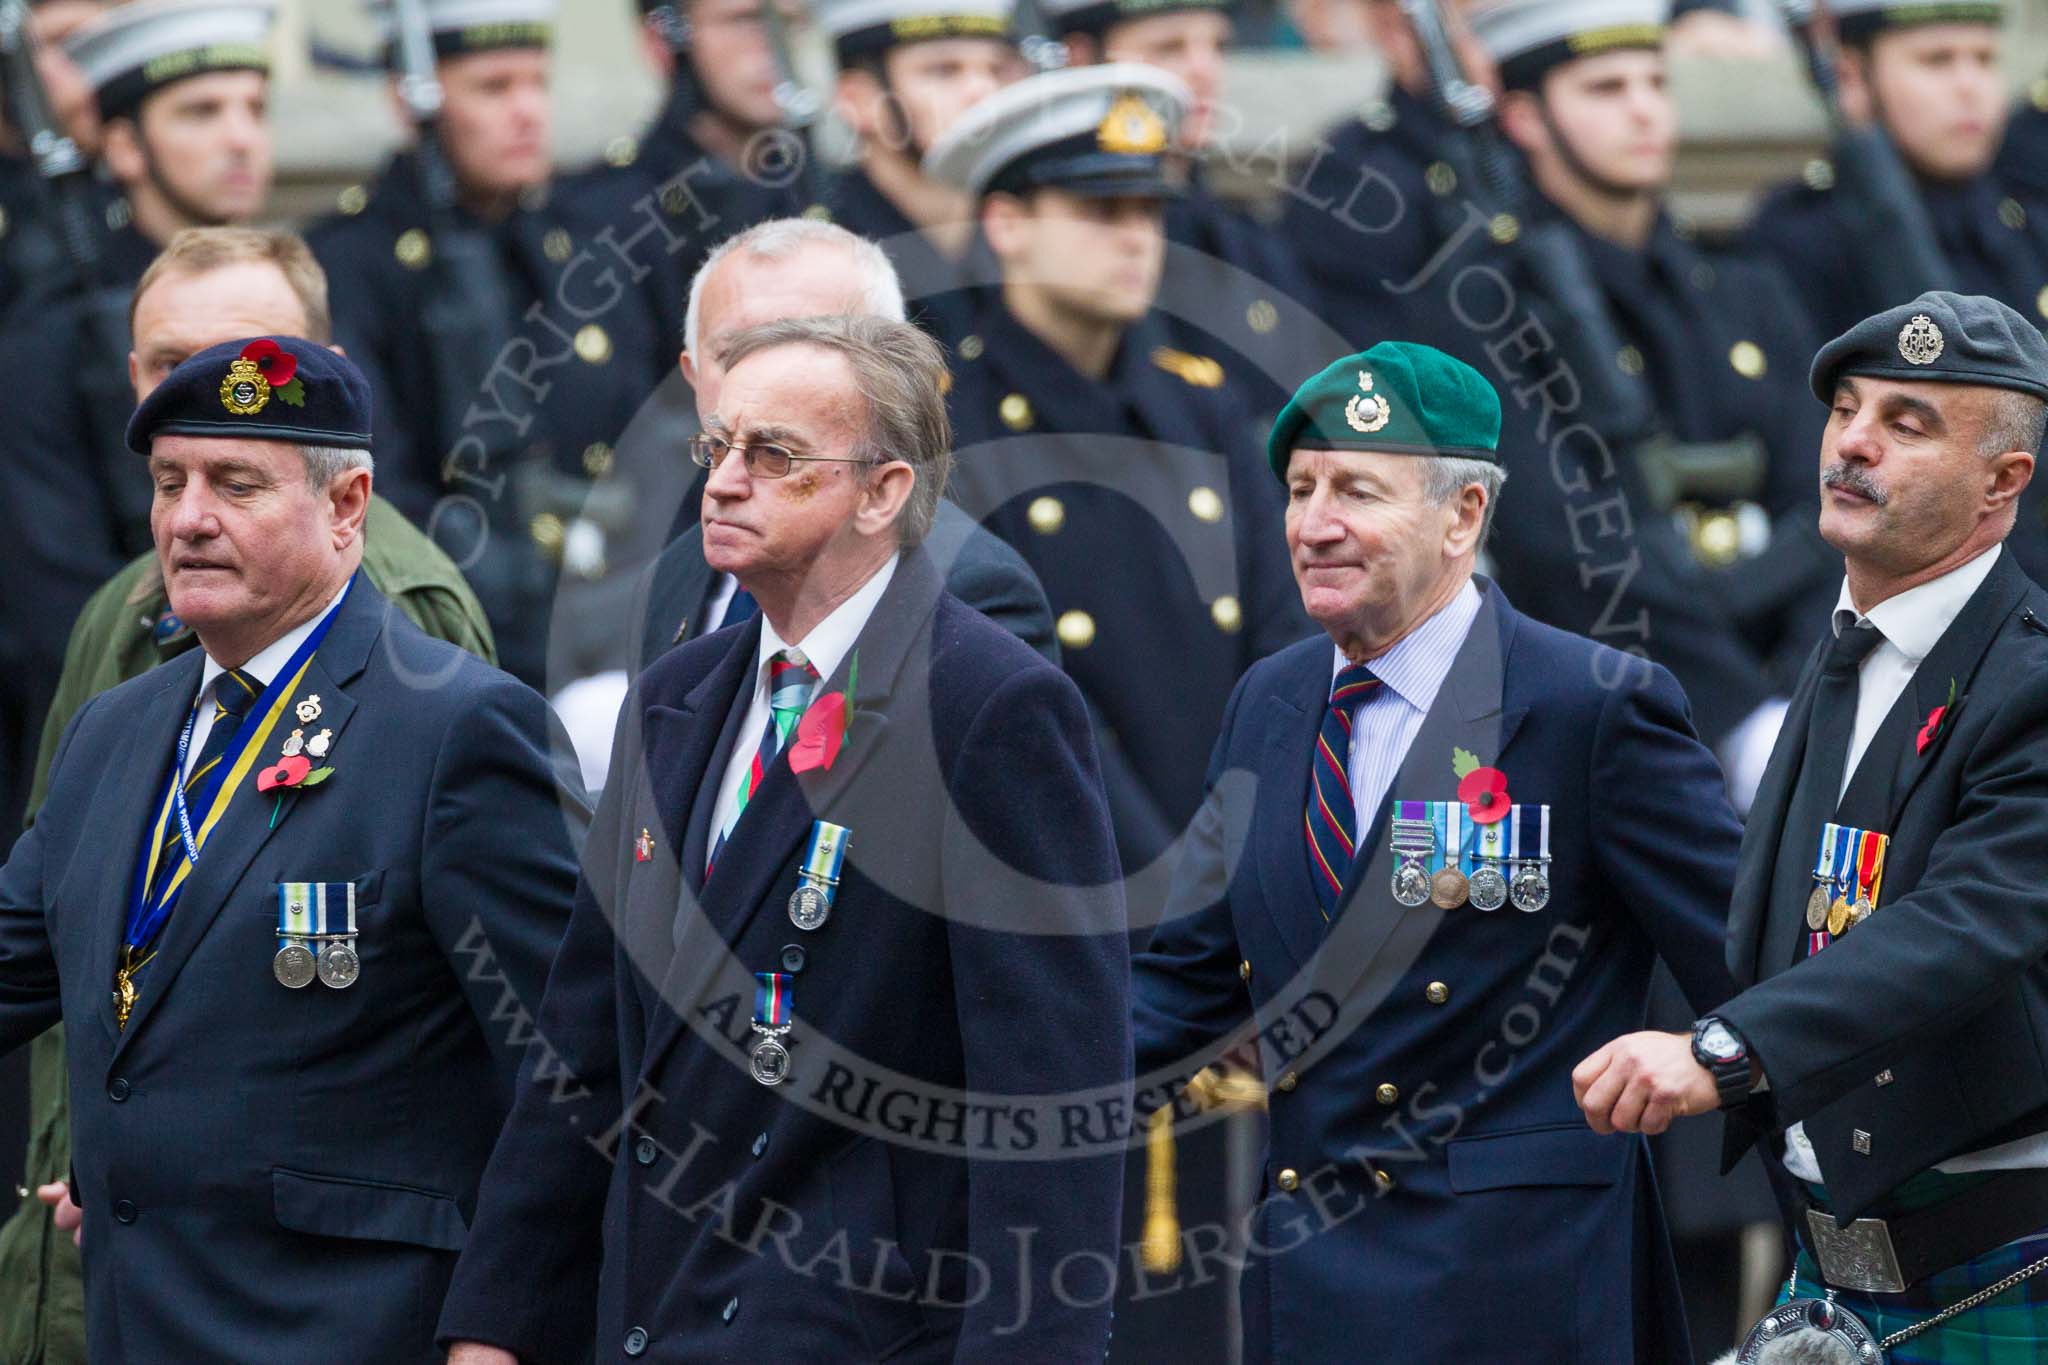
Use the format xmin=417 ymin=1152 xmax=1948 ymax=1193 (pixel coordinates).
xmin=0 ymin=496 xmax=493 ymax=1364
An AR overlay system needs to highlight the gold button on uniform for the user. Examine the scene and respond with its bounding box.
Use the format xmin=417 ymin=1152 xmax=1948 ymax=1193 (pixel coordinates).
xmin=1057 ymin=610 xmax=1096 ymax=650
xmin=1000 ymin=393 xmax=1034 ymax=431
xmin=803 ymin=203 xmax=833 ymax=222
xmin=2037 ymin=285 xmax=2048 ymax=321
xmin=957 ymin=333 xmax=984 ymax=361
xmin=1238 ymin=959 xmax=1251 ymax=983
xmin=1246 ymin=299 xmax=1279 ymax=334
xmin=1276 ymin=1168 xmax=1300 ymax=1192
xmin=1188 ymin=486 xmax=1224 ymax=523
xmin=1425 ymin=981 xmax=1450 ymax=1005
xmin=1803 ymin=158 xmax=1835 ymax=192
xmin=575 ymin=324 xmax=613 ymax=365
xmin=1210 ymin=595 xmax=1243 ymax=634
xmin=1616 ymin=345 xmax=1644 ymax=377
xmin=544 ymin=228 xmax=574 ymax=263
xmin=605 ymin=135 xmax=639 ymax=168
xmin=1425 ymin=161 xmax=1456 ymax=196
xmin=1275 ymin=1072 xmax=1298 ymax=1093
xmin=395 ymin=228 xmax=432 ymax=270
xmin=1729 ymin=341 xmax=1766 ymax=380
xmin=530 ymin=513 xmax=565 ymax=554
xmin=660 ymin=184 xmax=692 ymax=218
xmin=1372 ymin=1168 xmax=1396 ymax=1193
xmin=336 ymin=184 xmax=368 ymax=216
xmin=1375 ymin=1083 xmax=1399 ymax=1106
xmin=582 ymin=442 xmax=615 ymax=479
xmin=2001 ymin=198 xmax=2028 ymax=231
xmin=1488 ymin=213 xmax=1519 ymax=245
xmin=1028 ymin=496 xmax=1065 ymax=534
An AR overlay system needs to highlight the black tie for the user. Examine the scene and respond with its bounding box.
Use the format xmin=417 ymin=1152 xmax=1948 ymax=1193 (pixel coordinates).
xmin=1766 ymin=622 xmax=1885 ymax=971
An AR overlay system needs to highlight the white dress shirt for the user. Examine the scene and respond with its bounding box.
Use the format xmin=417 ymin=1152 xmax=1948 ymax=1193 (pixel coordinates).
xmin=706 ymin=555 xmax=898 ymax=851
xmin=1329 ymin=580 xmax=1484 ymax=834
xmin=184 ymin=583 xmax=350 ymax=784
xmin=704 ymin=572 xmax=744 ymax=635
xmin=1781 ymin=545 xmax=2046 ymax=1181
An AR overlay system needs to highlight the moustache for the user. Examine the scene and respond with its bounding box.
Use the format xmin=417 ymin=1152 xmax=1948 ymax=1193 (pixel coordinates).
xmin=1823 ymin=463 xmax=1888 ymax=505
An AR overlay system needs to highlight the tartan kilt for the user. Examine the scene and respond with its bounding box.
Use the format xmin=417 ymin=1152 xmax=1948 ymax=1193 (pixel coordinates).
xmin=1777 ymin=1231 xmax=2048 ymax=1364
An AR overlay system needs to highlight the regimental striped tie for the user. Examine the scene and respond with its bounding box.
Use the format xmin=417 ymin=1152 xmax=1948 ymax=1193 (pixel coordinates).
xmin=1304 ymin=663 xmax=1381 ymax=921
xmin=708 ymin=649 xmax=819 ymax=876
xmin=151 ymin=667 xmax=262 ymax=895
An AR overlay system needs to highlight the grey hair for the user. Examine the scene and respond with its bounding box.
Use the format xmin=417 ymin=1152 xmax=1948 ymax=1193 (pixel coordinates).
xmin=716 ymin=315 xmax=952 ymax=547
xmin=1979 ymin=389 xmax=2048 ymax=460
xmin=301 ymin=444 xmax=373 ymax=488
xmin=683 ymin=218 xmax=907 ymax=358
xmin=1421 ymin=455 xmax=1507 ymax=551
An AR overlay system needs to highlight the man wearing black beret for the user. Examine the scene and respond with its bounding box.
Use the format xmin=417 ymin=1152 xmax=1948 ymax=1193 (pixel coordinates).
xmin=0 ymin=337 xmax=584 ymax=1362
xmin=1578 ymin=291 xmax=2048 ymax=1360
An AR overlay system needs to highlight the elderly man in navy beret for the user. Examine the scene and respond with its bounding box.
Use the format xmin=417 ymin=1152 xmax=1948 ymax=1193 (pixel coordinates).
xmin=0 ymin=336 xmax=585 ymax=1363
xmin=1580 ymin=291 xmax=2048 ymax=1362
xmin=1132 ymin=340 xmax=1738 ymax=1363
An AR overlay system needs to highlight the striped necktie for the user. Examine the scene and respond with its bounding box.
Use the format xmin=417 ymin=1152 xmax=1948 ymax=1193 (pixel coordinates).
xmin=152 ymin=667 xmax=261 ymax=894
xmin=1304 ymin=663 xmax=1381 ymax=921
xmin=708 ymin=649 xmax=819 ymax=875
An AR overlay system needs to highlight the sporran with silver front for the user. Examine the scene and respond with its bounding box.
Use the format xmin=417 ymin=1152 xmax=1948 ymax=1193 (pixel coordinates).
xmin=1736 ymin=1296 xmax=1881 ymax=1363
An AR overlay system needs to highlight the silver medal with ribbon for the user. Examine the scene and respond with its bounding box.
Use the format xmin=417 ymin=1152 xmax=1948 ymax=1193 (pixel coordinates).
xmin=788 ymin=820 xmax=849 ymax=931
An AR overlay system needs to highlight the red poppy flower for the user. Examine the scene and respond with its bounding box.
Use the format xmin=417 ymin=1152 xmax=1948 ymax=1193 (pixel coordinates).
xmin=1915 ymin=704 xmax=1947 ymax=755
xmin=240 ymin=338 xmax=297 ymax=387
xmin=788 ymin=693 xmax=848 ymax=774
xmin=1457 ymin=766 xmax=1511 ymax=824
xmin=256 ymin=754 xmax=313 ymax=793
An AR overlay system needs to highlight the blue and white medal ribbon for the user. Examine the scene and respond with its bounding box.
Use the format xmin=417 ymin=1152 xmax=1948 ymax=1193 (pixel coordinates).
xmin=275 ymin=881 xmax=358 ymax=990
xmin=788 ymin=821 xmax=850 ymax=931
xmin=1470 ymin=812 xmax=1509 ymax=911
xmin=751 ymin=971 xmax=795 ymax=1085
xmin=1508 ymin=804 xmax=1551 ymax=913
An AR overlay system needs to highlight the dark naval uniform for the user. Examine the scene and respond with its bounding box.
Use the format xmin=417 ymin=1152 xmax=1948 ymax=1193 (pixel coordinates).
xmin=1995 ymin=83 xmax=2048 ymax=200
xmin=947 ymin=303 xmax=1308 ymax=871
xmin=306 ymin=155 xmax=671 ymax=684
xmin=1158 ymin=167 xmax=1330 ymax=419
xmin=823 ymin=165 xmax=994 ymax=346
xmin=1279 ymin=85 xmax=1454 ymax=353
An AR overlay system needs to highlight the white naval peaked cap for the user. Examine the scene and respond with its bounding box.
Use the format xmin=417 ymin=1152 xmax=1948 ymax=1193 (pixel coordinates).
xmin=65 ymin=0 xmax=277 ymax=119
xmin=1467 ymin=0 xmax=1668 ymax=90
xmin=922 ymin=61 xmax=1188 ymax=198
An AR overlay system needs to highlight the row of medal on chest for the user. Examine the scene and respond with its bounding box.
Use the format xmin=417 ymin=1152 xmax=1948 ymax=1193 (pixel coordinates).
xmin=1390 ymin=801 xmax=1551 ymax=914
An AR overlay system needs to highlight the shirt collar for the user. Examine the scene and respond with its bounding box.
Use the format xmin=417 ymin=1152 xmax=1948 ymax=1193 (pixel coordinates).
xmin=755 ymin=553 xmax=900 ymax=695
xmin=1330 ymin=578 xmax=1483 ymax=712
xmin=1831 ymin=545 xmax=2001 ymax=663
xmin=198 ymin=581 xmax=350 ymax=702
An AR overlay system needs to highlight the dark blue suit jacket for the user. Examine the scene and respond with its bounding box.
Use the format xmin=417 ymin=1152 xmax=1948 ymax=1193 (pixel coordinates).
xmin=438 ymin=550 xmax=1131 ymax=1363
xmin=0 ymin=580 xmax=584 ymax=1363
xmin=1131 ymin=582 xmax=1738 ymax=1364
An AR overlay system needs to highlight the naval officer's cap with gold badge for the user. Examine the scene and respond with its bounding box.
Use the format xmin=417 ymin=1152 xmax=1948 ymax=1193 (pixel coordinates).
xmin=1822 ymin=0 xmax=2003 ymax=47
xmin=922 ymin=60 xmax=1191 ymax=200
xmin=366 ymin=0 xmax=557 ymax=59
xmin=64 ymin=0 xmax=279 ymax=122
xmin=1466 ymin=0 xmax=1668 ymax=92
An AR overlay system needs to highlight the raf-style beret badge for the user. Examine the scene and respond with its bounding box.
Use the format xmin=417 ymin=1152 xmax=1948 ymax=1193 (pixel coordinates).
xmin=220 ymin=338 xmax=307 ymax=415
xmin=1345 ymin=371 xmax=1392 ymax=434
xmin=1898 ymin=313 xmax=1945 ymax=366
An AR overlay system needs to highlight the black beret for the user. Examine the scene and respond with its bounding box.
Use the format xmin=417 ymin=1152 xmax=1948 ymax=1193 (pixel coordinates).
xmin=127 ymin=337 xmax=374 ymax=455
xmin=1809 ymin=291 xmax=2048 ymax=404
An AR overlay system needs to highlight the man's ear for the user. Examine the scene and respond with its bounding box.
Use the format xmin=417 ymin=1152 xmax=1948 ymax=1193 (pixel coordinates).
xmin=854 ymin=460 xmax=917 ymax=539
xmin=1494 ymin=89 xmax=1546 ymax=157
xmin=100 ymin=116 xmax=144 ymax=186
xmin=330 ymin=465 xmax=372 ymax=549
xmin=1986 ymin=448 xmax=2036 ymax=514
xmin=980 ymin=192 xmax=1030 ymax=260
xmin=679 ymin=348 xmax=698 ymax=390
xmin=834 ymin=67 xmax=887 ymax=140
xmin=128 ymin=350 xmax=141 ymax=396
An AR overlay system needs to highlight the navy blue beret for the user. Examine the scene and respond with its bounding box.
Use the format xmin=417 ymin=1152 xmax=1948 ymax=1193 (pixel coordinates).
xmin=127 ymin=336 xmax=374 ymax=455
xmin=1810 ymin=291 xmax=2048 ymax=404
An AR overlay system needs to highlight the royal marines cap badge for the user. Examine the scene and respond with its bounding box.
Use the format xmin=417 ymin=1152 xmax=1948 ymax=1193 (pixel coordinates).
xmin=1345 ymin=371 xmax=1392 ymax=434
xmin=1898 ymin=313 xmax=1944 ymax=366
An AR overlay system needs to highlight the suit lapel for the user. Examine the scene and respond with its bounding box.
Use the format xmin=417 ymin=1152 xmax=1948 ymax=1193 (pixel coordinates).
xmin=1253 ymin=654 xmax=1331 ymax=969
xmin=1883 ymin=552 xmax=2028 ymax=827
xmin=1729 ymin=642 xmax=1824 ymax=987
xmin=88 ymin=661 xmax=201 ymax=1047
xmin=112 ymin=583 xmax=383 ymax=1057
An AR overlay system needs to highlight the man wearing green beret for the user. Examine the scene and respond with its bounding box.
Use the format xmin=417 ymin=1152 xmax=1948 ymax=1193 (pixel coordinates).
xmin=1132 ymin=340 xmax=1739 ymax=1363
xmin=1580 ymin=291 xmax=2048 ymax=1363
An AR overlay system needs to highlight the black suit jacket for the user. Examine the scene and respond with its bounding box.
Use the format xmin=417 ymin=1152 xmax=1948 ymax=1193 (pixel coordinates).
xmin=438 ymin=550 xmax=1130 ymax=1363
xmin=0 ymin=580 xmax=585 ymax=1363
xmin=1719 ymin=549 xmax=2048 ymax=1218
xmin=633 ymin=498 xmax=1059 ymax=673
